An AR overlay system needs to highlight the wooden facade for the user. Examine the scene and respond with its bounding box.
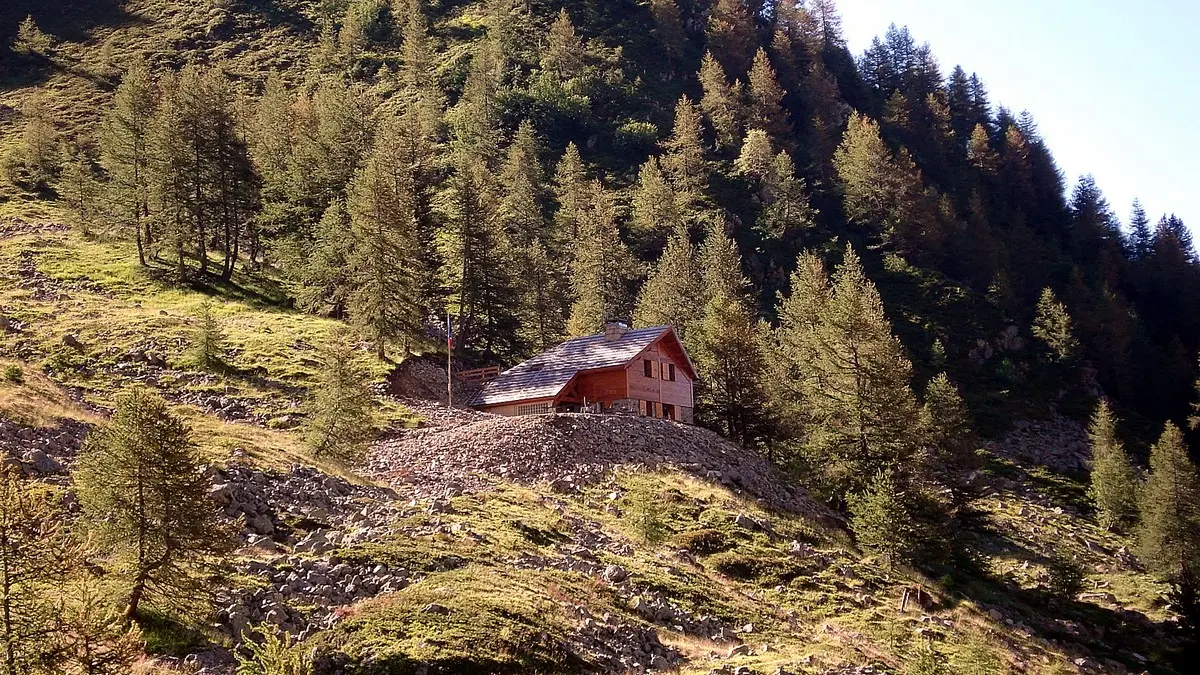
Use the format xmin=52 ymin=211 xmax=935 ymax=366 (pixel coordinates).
xmin=473 ymin=325 xmax=696 ymax=423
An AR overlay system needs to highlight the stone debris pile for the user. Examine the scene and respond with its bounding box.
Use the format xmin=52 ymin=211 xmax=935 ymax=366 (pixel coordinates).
xmin=0 ymin=418 xmax=89 ymax=481
xmin=369 ymin=413 xmax=826 ymax=518
xmin=219 ymin=555 xmax=415 ymax=640
xmin=210 ymin=464 xmax=401 ymax=546
xmin=987 ymin=415 xmax=1090 ymax=473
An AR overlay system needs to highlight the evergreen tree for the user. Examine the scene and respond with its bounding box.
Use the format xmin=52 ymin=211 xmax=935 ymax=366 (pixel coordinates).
xmin=306 ymin=329 xmax=377 ymax=462
xmin=75 ymin=387 xmax=231 ymax=620
xmin=440 ymin=146 xmax=523 ymax=360
xmin=735 ymin=128 xmax=774 ymax=181
xmin=1032 ymin=287 xmax=1079 ymax=362
xmin=698 ymin=52 xmax=743 ymax=151
xmin=661 ymin=96 xmax=709 ymax=204
xmin=539 ymin=10 xmax=586 ymax=85
xmin=1137 ymin=423 xmax=1200 ymax=580
xmin=849 ymin=469 xmax=918 ymax=568
xmin=280 ymin=198 xmax=353 ymax=317
xmin=100 ymin=58 xmax=157 ymax=265
xmin=746 ymin=48 xmax=791 ymax=146
xmin=694 ymin=226 xmax=773 ymax=447
xmin=1088 ymin=399 xmax=1139 ymax=531
xmin=1129 ymin=200 xmax=1153 ymax=260
xmin=707 ymin=0 xmax=759 ymax=76
xmin=552 ymin=142 xmax=587 ymax=243
xmin=634 ymin=223 xmax=703 ymax=345
xmin=55 ymin=577 xmax=143 ymax=675
xmin=833 ymin=112 xmax=896 ymax=230
xmin=567 ymin=182 xmax=636 ymax=336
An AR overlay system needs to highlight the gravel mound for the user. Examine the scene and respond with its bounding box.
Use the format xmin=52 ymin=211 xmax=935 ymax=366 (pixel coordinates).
xmin=367 ymin=413 xmax=827 ymax=519
xmin=987 ymin=415 xmax=1090 ymax=473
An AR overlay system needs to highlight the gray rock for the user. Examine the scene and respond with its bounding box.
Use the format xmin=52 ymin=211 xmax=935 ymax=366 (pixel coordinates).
xmin=248 ymin=514 xmax=274 ymax=535
xmin=22 ymin=449 xmax=62 ymax=474
xmin=602 ymin=564 xmax=628 ymax=583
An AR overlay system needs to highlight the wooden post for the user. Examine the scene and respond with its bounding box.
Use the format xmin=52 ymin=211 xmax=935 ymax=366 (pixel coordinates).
xmin=446 ymin=313 xmax=453 ymax=408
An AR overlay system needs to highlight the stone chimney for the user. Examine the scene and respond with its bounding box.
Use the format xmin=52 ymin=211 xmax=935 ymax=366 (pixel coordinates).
xmin=603 ymin=322 xmax=630 ymax=342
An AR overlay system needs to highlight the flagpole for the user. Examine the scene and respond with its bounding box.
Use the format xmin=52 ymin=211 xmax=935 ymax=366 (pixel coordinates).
xmin=446 ymin=313 xmax=453 ymax=408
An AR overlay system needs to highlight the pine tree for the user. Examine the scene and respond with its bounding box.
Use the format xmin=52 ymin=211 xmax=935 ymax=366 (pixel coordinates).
xmin=100 ymin=58 xmax=157 ymax=265
xmin=833 ymin=113 xmax=894 ymax=231
xmin=698 ymin=52 xmax=742 ymax=151
xmin=346 ymin=114 xmax=426 ymax=358
xmin=75 ymin=387 xmax=231 ymax=620
xmin=707 ymin=0 xmax=759 ymax=76
xmin=735 ymin=128 xmax=774 ymax=181
xmin=634 ymin=223 xmax=703 ymax=345
xmin=280 ymin=198 xmax=353 ymax=317
xmin=0 ymin=467 xmax=88 ymax=673
xmin=567 ymin=182 xmax=636 ymax=337
xmin=849 ymin=469 xmax=918 ymax=569
xmin=760 ymin=150 xmax=816 ymax=239
xmin=1088 ymin=399 xmax=1139 ymax=531
xmin=1137 ymin=423 xmax=1200 ymax=580
xmin=12 ymin=16 xmax=52 ymax=56
xmin=746 ymin=48 xmax=791 ymax=146
xmin=1032 ymin=287 xmax=1078 ymax=362
xmin=661 ymin=96 xmax=708 ymax=203
xmin=539 ymin=10 xmax=586 ymax=84
xmin=967 ymin=123 xmax=999 ymax=180
xmin=694 ymin=226 xmax=773 ymax=447
xmin=306 ymin=328 xmax=377 ymax=462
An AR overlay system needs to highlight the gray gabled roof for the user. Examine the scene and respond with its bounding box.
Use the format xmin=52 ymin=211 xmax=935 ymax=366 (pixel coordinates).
xmin=471 ymin=326 xmax=673 ymax=407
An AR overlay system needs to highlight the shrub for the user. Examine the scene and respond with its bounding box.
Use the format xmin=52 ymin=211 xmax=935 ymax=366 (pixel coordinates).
xmin=614 ymin=121 xmax=660 ymax=155
xmin=2 ymin=364 xmax=23 ymax=384
xmin=235 ymin=627 xmax=314 ymax=675
xmin=707 ymin=551 xmax=804 ymax=584
xmin=190 ymin=299 xmax=226 ymax=371
xmin=672 ymin=528 xmax=729 ymax=555
xmin=623 ymin=482 xmax=667 ymax=545
xmin=848 ymin=469 xmax=918 ymax=569
xmin=904 ymin=639 xmax=946 ymax=675
xmin=1044 ymin=554 xmax=1085 ymax=601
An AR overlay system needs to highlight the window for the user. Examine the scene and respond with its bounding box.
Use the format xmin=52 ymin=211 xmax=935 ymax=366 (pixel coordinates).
xmin=663 ymin=404 xmax=676 ymax=421
xmin=638 ymin=400 xmax=648 ymax=415
xmin=516 ymin=402 xmax=551 ymax=415
xmin=667 ymin=363 xmax=676 ymax=382
xmin=643 ymin=359 xmax=653 ymax=377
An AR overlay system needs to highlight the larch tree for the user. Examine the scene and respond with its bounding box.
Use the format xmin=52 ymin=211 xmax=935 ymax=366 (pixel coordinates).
xmin=1137 ymin=423 xmax=1200 ymax=580
xmin=553 ymin=142 xmax=587 ymax=243
xmin=1088 ymin=399 xmax=1139 ymax=531
xmin=849 ymin=468 xmax=918 ymax=569
xmin=707 ymin=0 xmax=759 ymax=77
xmin=661 ymin=96 xmax=709 ymax=206
xmin=1032 ymin=287 xmax=1079 ymax=362
xmin=746 ymin=48 xmax=791 ymax=147
xmin=634 ymin=223 xmax=703 ymax=345
xmin=0 ymin=468 xmax=88 ymax=673
xmin=567 ymin=182 xmax=636 ymax=337
xmin=629 ymin=157 xmax=683 ymax=251
xmin=306 ymin=328 xmax=377 ymax=462
xmin=698 ymin=52 xmax=743 ymax=151
xmin=781 ymin=247 xmax=922 ymax=498
xmin=346 ymin=113 xmax=426 ymax=358
xmin=693 ymin=226 xmax=774 ymax=448
xmin=282 ymin=198 xmax=354 ymax=317
xmin=17 ymin=95 xmax=59 ymax=187
xmin=12 ymin=15 xmax=52 ymax=56
xmin=648 ymin=0 xmax=686 ymax=63
xmin=920 ymin=373 xmax=979 ymax=506
xmin=74 ymin=387 xmax=231 ymax=620
xmin=499 ymin=121 xmax=564 ymax=352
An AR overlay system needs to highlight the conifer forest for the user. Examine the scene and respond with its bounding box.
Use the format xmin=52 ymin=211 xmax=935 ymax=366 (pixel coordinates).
xmin=0 ymin=1 xmax=1199 ymax=673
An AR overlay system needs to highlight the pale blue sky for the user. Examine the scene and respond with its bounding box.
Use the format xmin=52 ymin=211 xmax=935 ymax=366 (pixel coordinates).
xmin=836 ymin=0 xmax=1199 ymax=232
